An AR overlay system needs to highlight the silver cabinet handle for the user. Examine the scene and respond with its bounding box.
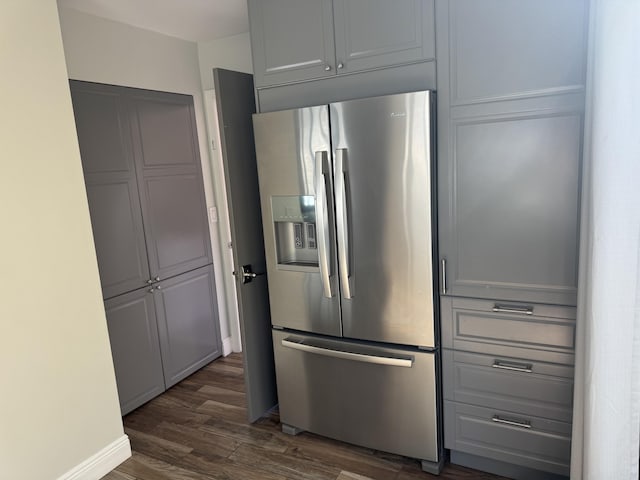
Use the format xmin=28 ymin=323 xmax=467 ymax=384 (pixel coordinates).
xmin=324 ymin=64 xmax=332 ymax=71
xmin=337 ymin=62 xmax=344 ymax=69
xmin=441 ymin=258 xmax=447 ymax=295
xmin=282 ymin=339 xmax=413 ymax=367
xmin=492 ymin=415 xmax=532 ymax=429
xmin=315 ymin=151 xmax=333 ymax=298
xmin=155 ymin=284 xmax=162 ymax=290
xmin=335 ymin=148 xmax=352 ymax=299
xmin=492 ymin=304 xmax=534 ymax=315
xmin=492 ymin=360 xmax=533 ymax=373
xmin=148 ymin=287 xmax=155 ymax=293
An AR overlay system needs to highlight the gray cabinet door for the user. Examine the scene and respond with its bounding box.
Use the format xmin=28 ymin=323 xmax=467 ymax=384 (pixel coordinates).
xmin=128 ymin=92 xmax=213 ymax=281
xmin=104 ymin=287 xmax=165 ymax=415
xmin=249 ymin=0 xmax=336 ymax=87
xmin=154 ymin=265 xmax=222 ymax=388
xmin=436 ymin=0 xmax=587 ymax=306
xmin=70 ymin=82 xmax=151 ymax=299
xmin=333 ymin=0 xmax=434 ymax=74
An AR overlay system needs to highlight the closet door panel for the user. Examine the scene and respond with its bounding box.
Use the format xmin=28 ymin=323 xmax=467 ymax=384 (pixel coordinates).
xmin=128 ymin=91 xmax=213 ymax=280
xmin=139 ymin=173 xmax=212 ymax=280
xmin=105 ymin=287 xmax=165 ymax=415
xmin=85 ymin=177 xmax=150 ymax=298
xmin=70 ymin=82 xmax=151 ymax=298
xmin=154 ymin=265 xmax=222 ymax=387
xmin=131 ymin=96 xmax=199 ymax=168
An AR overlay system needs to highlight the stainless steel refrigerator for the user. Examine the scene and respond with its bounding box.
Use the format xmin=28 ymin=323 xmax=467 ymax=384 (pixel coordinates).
xmin=252 ymin=90 xmax=441 ymax=473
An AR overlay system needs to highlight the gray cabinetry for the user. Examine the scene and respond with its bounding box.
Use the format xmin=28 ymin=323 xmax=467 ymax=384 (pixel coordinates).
xmin=104 ymin=288 xmax=165 ymax=415
xmin=72 ymin=86 xmax=150 ymax=300
xmin=70 ymin=81 xmax=222 ymax=415
xmin=437 ymin=0 xmax=587 ymax=306
xmin=436 ymin=1 xmax=587 ymax=478
xmin=248 ymin=0 xmax=335 ymax=87
xmin=129 ymin=92 xmax=213 ymax=281
xmin=154 ymin=265 xmax=221 ymax=387
xmin=248 ymin=0 xmax=435 ymax=89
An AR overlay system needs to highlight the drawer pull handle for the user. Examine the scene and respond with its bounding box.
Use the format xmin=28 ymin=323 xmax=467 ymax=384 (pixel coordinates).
xmin=492 ymin=415 xmax=532 ymax=429
xmin=492 ymin=360 xmax=533 ymax=373
xmin=492 ymin=304 xmax=534 ymax=315
xmin=281 ymin=339 xmax=414 ymax=368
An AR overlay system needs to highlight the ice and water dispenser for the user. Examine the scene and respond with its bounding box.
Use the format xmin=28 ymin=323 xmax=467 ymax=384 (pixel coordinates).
xmin=272 ymin=196 xmax=319 ymax=270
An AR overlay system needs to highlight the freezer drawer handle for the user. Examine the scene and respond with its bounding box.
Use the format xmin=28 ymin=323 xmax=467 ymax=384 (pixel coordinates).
xmin=492 ymin=360 xmax=533 ymax=373
xmin=492 ymin=304 xmax=534 ymax=315
xmin=281 ymin=339 xmax=413 ymax=367
xmin=492 ymin=415 xmax=532 ymax=429
xmin=315 ymin=151 xmax=333 ymax=298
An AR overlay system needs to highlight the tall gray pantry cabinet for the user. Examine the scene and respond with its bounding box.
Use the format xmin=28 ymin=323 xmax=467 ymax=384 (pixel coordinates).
xmin=70 ymin=81 xmax=222 ymax=415
xmin=436 ymin=0 xmax=587 ymax=478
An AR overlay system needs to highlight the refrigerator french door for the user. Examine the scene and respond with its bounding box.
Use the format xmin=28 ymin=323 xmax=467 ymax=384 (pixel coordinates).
xmin=253 ymin=91 xmax=441 ymax=472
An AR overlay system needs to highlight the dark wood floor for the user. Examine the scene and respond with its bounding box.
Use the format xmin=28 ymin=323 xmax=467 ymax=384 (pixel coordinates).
xmin=102 ymin=353 xmax=507 ymax=480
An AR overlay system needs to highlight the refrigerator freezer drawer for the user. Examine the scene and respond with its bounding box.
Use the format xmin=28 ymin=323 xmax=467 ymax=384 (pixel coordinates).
xmin=272 ymin=330 xmax=439 ymax=462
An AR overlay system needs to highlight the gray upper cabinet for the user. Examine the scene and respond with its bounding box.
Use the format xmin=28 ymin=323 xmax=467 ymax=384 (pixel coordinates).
xmin=249 ymin=0 xmax=336 ymax=87
xmin=71 ymin=85 xmax=150 ymax=299
xmin=333 ymin=0 xmax=434 ymax=74
xmin=249 ymin=0 xmax=435 ymax=88
xmin=436 ymin=0 xmax=587 ymax=306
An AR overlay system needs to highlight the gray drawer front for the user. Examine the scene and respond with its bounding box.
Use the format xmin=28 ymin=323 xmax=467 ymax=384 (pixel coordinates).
xmin=443 ymin=350 xmax=574 ymax=422
xmin=450 ymin=297 xmax=576 ymax=319
xmin=441 ymin=297 xmax=576 ymax=365
xmin=444 ymin=401 xmax=571 ymax=476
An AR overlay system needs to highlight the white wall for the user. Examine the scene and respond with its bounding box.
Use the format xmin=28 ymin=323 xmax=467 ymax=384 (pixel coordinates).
xmin=198 ymin=32 xmax=253 ymax=89
xmin=0 ymin=1 xmax=127 ymax=479
xmin=57 ymin=7 xmax=235 ymax=349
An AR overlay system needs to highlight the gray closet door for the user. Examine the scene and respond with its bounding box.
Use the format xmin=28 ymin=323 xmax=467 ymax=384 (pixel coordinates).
xmin=128 ymin=92 xmax=213 ymax=281
xmin=332 ymin=0 xmax=434 ymax=74
xmin=249 ymin=0 xmax=336 ymax=87
xmin=153 ymin=265 xmax=222 ymax=388
xmin=70 ymin=82 xmax=150 ymax=299
xmin=104 ymin=287 xmax=165 ymax=415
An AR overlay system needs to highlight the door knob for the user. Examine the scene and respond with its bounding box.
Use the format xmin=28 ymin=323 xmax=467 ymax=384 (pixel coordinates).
xmin=235 ymin=264 xmax=265 ymax=284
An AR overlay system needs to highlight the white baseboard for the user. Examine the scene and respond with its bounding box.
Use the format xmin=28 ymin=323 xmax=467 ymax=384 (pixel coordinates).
xmin=222 ymin=336 xmax=233 ymax=357
xmin=57 ymin=434 xmax=131 ymax=480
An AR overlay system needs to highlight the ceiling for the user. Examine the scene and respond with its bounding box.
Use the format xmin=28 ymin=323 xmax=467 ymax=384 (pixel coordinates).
xmin=57 ymin=0 xmax=249 ymax=42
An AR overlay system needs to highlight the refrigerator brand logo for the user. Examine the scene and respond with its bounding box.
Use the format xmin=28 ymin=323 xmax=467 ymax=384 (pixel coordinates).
xmin=390 ymin=112 xmax=406 ymax=118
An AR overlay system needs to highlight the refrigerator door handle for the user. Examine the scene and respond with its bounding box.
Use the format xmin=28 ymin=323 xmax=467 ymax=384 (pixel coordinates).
xmin=315 ymin=151 xmax=333 ymax=298
xmin=281 ymin=338 xmax=414 ymax=367
xmin=335 ymin=148 xmax=353 ymax=299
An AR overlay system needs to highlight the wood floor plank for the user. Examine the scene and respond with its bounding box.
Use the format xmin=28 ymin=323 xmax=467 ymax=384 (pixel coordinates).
xmin=197 ymin=385 xmax=247 ymax=408
xmin=117 ymin=452 xmax=223 ymax=480
xmin=337 ymin=471 xmax=376 ymax=480
xmin=195 ymin=399 xmax=248 ymax=423
xmin=200 ymin=417 xmax=289 ymax=453
xmin=102 ymin=353 xmax=506 ymax=480
xmin=151 ymin=421 xmax=240 ymax=458
xmin=283 ymin=432 xmax=401 ymax=480
xmin=101 ymin=470 xmax=137 ymax=480
xmin=228 ymin=443 xmax=341 ymax=480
